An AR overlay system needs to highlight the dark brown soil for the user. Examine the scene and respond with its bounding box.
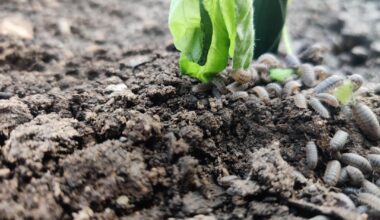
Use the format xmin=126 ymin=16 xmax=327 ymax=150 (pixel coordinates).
xmin=0 ymin=0 xmax=379 ymax=219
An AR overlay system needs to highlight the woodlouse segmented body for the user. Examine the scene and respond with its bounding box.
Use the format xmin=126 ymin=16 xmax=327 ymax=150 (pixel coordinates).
xmin=284 ymin=54 xmax=301 ymax=68
xmin=352 ymin=103 xmax=380 ymax=141
xmin=370 ymin=147 xmax=380 ymax=155
xmin=315 ymin=93 xmax=340 ymax=108
xmin=257 ymin=53 xmax=281 ymax=68
xmin=314 ymin=65 xmax=331 ymax=80
xmin=333 ymin=192 xmax=356 ymax=209
xmin=367 ymin=154 xmax=380 ymax=171
xmin=323 ymin=160 xmax=341 ymax=186
xmin=211 ymin=76 xmax=228 ymax=94
xmin=340 ymin=153 xmax=372 ymax=174
xmin=329 ymin=130 xmax=349 ymax=151
xmin=306 ymin=141 xmax=318 ymax=169
xmin=230 ymin=91 xmax=249 ymax=101
xmin=230 ymin=69 xmax=252 ymax=84
xmin=362 ymin=180 xmax=380 ymax=197
xmin=226 ymin=82 xmax=248 ymax=93
xmin=309 ymin=97 xmax=330 ymax=119
xmin=251 ymin=86 xmax=270 ymax=103
xmin=294 ymin=93 xmax=308 ymax=109
xmin=283 ymin=81 xmax=302 ymax=97
xmin=299 ymin=63 xmax=316 ymax=87
xmin=252 ymin=63 xmax=268 ymax=73
xmin=338 ymin=167 xmax=349 ymax=185
xmin=357 ymin=193 xmax=380 ymax=211
xmin=265 ymin=83 xmax=282 ymax=98
xmin=191 ymin=83 xmax=212 ymax=93
xmin=313 ymin=75 xmax=344 ymax=94
xmin=349 ymin=74 xmax=364 ymax=91
xmin=346 ymin=165 xmax=365 ymax=186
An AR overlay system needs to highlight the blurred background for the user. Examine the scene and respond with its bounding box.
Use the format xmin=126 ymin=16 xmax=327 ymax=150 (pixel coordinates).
xmin=1 ymin=0 xmax=379 ymax=81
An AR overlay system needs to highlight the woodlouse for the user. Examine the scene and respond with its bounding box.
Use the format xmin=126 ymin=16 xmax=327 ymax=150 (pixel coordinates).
xmin=284 ymin=54 xmax=301 ymax=68
xmin=362 ymin=180 xmax=380 ymax=197
xmin=367 ymin=154 xmax=380 ymax=171
xmin=191 ymin=83 xmax=212 ymax=93
xmin=313 ymin=75 xmax=344 ymax=94
xmin=294 ymin=93 xmax=308 ymax=109
xmin=357 ymin=193 xmax=380 ymax=211
xmin=340 ymin=153 xmax=372 ymax=174
xmin=283 ymin=80 xmax=302 ymax=97
xmin=370 ymin=147 xmax=380 ymax=154
xmin=329 ymin=130 xmax=349 ymax=151
xmin=338 ymin=166 xmax=349 ymax=185
xmin=352 ymin=102 xmax=380 ymax=141
xmin=226 ymin=82 xmax=248 ymax=93
xmin=315 ymin=93 xmax=340 ymax=108
xmin=349 ymin=74 xmax=364 ymax=91
xmin=306 ymin=141 xmax=318 ymax=169
xmin=211 ymin=76 xmax=228 ymax=94
xmin=230 ymin=69 xmax=252 ymax=84
xmin=346 ymin=165 xmax=365 ymax=186
xmin=252 ymin=63 xmax=268 ymax=73
xmin=257 ymin=53 xmax=281 ymax=68
xmin=314 ymin=65 xmax=331 ymax=80
xmin=230 ymin=91 xmax=249 ymax=101
xmin=251 ymin=86 xmax=270 ymax=103
xmin=333 ymin=192 xmax=356 ymax=209
xmin=323 ymin=160 xmax=341 ymax=186
xmin=265 ymin=83 xmax=282 ymax=98
xmin=309 ymin=97 xmax=330 ymax=119
xmin=299 ymin=63 xmax=316 ymax=87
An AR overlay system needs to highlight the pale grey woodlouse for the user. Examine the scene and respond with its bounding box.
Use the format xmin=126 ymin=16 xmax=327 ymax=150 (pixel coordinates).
xmin=346 ymin=165 xmax=365 ymax=186
xmin=329 ymin=130 xmax=349 ymax=151
xmin=299 ymin=63 xmax=316 ymax=87
xmin=313 ymin=75 xmax=344 ymax=94
xmin=251 ymin=86 xmax=270 ymax=103
xmin=284 ymin=54 xmax=301 ymax=68
xmin=370 ymin=147 xmax=380 ymax=155
xmin=230 ymin=91 xmax=249 ymax=100
xmin=348 ymin=74 xmax=364 ymax=91
xmin=294 ymin=93 xmax=308 ymax=109
xmin=306 ymin=141 xmax=318 ymax=170
xmin=340 ymin=153 xmax=372 ymax=174
xmin=338 ymin=166 xmax=349 ymax=185
xmin=362 ymin=180 xmax=380 ymax=197
xmin=352 ymin=102 xmax=380 ymax=141
xmin=315 ymin=93 xmax=340 ymax=108
xmin=367 ymin=154 xmax=380 ymax=171
xmin=265 ymin=83 xmax=282 ymax=98
xmin=230 ymin=69 xmax=253 ymax=84
xmin=257 ymin=53 xmax=281 ymax=68
xmin=309 ymin=97 xmax=330 ymax=119
xmin=314 ymin=65 xmax=331 ymax=80
xmin=323 ymin=160 xmax=341 ymax=186
xmin=283 ymin=80 xmax=302 ymax=97
xmin=357 ymin=193 xmax=380 ymax=211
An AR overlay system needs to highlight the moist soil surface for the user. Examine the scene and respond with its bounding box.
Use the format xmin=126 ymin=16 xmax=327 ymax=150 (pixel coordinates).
xmin=0 ymin=0 xmax=380 ymax=219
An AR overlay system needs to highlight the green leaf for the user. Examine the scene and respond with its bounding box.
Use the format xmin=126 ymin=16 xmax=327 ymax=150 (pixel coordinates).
xmin=231 ymin=0 xmax=254 ymax=70
xmin=269 ymin=68 xmax=295 ymax=82
xmin=169 ymin=0 xmax=254 ymax=82
xmin=253 ymin=0 xmax=288 ymax=58
xmin=334 ymin=80 xmax=354 ymax=105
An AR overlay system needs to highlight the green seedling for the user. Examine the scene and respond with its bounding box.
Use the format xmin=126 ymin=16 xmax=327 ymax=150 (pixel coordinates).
xmin=269 ymin=68 xmax=295 ymax=82
xmin=169 ymin=0 xmax=288 ymax=82
xmin=334 ymin=80 xmax=354 ymax=105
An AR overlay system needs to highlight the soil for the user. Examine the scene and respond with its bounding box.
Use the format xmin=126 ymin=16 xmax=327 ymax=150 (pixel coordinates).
xmin=0 ymin=0 xmax=379 ymax=219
